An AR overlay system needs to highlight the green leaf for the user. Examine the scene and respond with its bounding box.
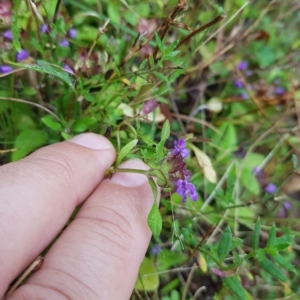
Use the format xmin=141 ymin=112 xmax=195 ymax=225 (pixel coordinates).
xmin=252 ymin=217 xmax=261 ymax=250
xmin=147 ymin=203 xmax=162 ymax=237
xmin=41 ymin=115 xmax=63 ymax=131
xmin=11 ymin=15 xmax=21 ymax=52
xmin=116 ymin=139 xmax=138 ymax=165
xmin=272 ymin=253 xmax=297 ymax=274
xmin=8 ymin=60 xmax=75 ymax=90
xmin=155 ymin=139 xmax=166 ymax=162
xmin=71 ymin=117 xmax=97 ymax=133
xmin=258 ymin=252 xmax=287 ymax=282
xmin=155 ymin=32 xmax=164 ymax=52
xmin=217 ymin=227 xmax=232 ymax=262
xmin=140 ymin=59 xmax=148 ymax=69
xmin=153 ymin=71 xmax=169 ymax=83
xmin=266 ymin=224 xmax=276 ymax=249
xmin=223 ymin=276 xmax=246 ymax=300
xmin=135 ymin=257 xmax=159 ymax=291
xmin=149 ymin=54 xmax=154 ymax=69
xmin=107 ymin=3 xmax=120 ymax=24
xmin=273 ymin=235 xmax=294 ymax=251
xmin=161 ymin=120 xmax=170 ymax=141
xmin=12 ymin=130 xmax=48 ymax=161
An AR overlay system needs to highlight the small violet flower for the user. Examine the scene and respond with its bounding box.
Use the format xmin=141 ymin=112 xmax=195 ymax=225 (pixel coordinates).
xmin=150 ymin=244 xmax=162 ymax=255
xmin=149 ymin=139 xmax=198 ymax=203
xmin=0 ymin=65 xmax=13 ymax=74
xmin=264 ymin=183 xmax=277 ymax=194
xmin=237 ymin=60 xmax=248 ymax=71
xmin=59 ymin=39 xmax=70 ymax=47
xmin=176 ymin=179 xmax=198 ymax=202
xmin=234 ymin=79 xmax=244 ymax=89
xmin=3 ymin=29 xmax=13 ymax=40
xmin=40 ymin=24 xmax=48 ymax=33
xmin=170 ymin=139 xmax=190 ymax=159
xmin=63 ymin=64 xmax=74 ymax=74
xmin=274 ymin=86 xmax=285 ymax=95
xmin=67 ymin=28 xmax=77 ymax=38
xmin=16 ymin=49 xmax=29 ymax=62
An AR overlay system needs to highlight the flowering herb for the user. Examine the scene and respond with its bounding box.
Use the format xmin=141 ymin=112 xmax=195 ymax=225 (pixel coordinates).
xmin=3 ymin=29 xmax=13 ymax=40
xmin=170 ymin=139 xmax=190 ymax=159
xmin=59 ymin=39 xmax=70 ymax=47
xmin=0 ymin=65 xmax=13 ymax=73
xmin=67 ymin=28 xmax=77 ymax=38
xmin=157 ymin=139 xmax=198 ymax=202
xmin=16 ymin=49 xmax=29 ymax=62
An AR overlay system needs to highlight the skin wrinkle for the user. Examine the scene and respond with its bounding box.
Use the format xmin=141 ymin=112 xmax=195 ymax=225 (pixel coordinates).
xmin=28 ymin=267 xmax=98 ymax=299
xmin=77 ymin=206 xmax=132 ymax=243
xmin=11 ymin=282 xmax=73 ymax=300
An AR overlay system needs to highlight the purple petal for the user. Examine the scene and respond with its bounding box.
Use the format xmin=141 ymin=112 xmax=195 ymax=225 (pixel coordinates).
xmin=63 ymin=64 xmax=74 ymax=74
xmin=3 ymin=29 xmax=13 ymax=40
xmin=237 ymin=60 xmax=248 ymax=71
xmin=234 ymin=79 xmax=244 ymax=89
xmin=40 ymin=24 xmax=48 ymax=33
xmin=67 ymin=28 xmax=77 ymax=38
xmin=59 ymin=39 xmax=70 ymax=47
xmin=16 ymin=49 xmax=29 ymax=62
xmin=0 ymin=65 xmax=13 ymax=73
xmin=264 ymin=183 xmax=277 ymax=194
xmin=274 ymin=86 xmax=285 ymax=95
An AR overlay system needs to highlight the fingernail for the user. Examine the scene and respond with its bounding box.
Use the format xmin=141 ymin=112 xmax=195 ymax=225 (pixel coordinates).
xmin=111 ymin=159 xmax=149 ymax=187
xmin=69 ymin=133 xmax=114 ymax=150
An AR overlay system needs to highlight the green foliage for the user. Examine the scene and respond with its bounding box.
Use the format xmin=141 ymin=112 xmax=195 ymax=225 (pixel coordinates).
xmin=217 ymin=226 xmax=232 ymax=262
xmin=147 ymin=203 xmax=162 ymax=237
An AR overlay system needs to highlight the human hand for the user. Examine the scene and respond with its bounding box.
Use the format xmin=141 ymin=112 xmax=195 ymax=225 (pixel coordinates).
xmin=0 ymin=133 xmax=158 ymax=299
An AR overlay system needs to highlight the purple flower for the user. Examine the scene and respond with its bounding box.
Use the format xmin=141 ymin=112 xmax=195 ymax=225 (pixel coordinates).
xmin=141 ymin=99 xmax=159 ymax=115
xmin=170 ymin=139 xmax=189 ymax=159
xmin=16 ymin=49 xmax=29 ymax=62
xmin=240 ymin=92 xmax=249 ymax=100
xmin=0 ymin=65 xmax=13 ymax=73
xmin=59 ymin=39 xmax=70 ymax=47
xmin=283 ymin=201 xmax=292 ymax=210
xmin=67 ymin=28 xmax=77 ymax=38
xmin=237 ymin=60 xmax=248 ymax=71
xmin=234 ymin=79 xmax=244 ymax=89
xmin=150 ymin=244 xmax=162 ymax=255
xmin=3 ymin=29 xmax=13 ymax=40
xmin=176 ymin=179 xmax=198 ymax=202
xmin=264 ymin=183 xmax=277 ymax=194
xmin=274 ymin=86 xmax=285 ymax=95
xmin=40 ymin=24 xmax=48 ymax=33
xmin=63 ymin=64 xmax=74 ymax=74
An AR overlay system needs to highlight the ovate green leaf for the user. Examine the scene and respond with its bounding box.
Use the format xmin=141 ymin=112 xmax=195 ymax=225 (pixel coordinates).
xmin=41 ymin=115 xmax=63 ymax=131
xmin=116 ymin=139 xmax=138 ymax=165
xmin=148 ymin=203 xmax=162 ymax=237
xmin=12 ymin=130 xmax=48 ymax=161
xmin=217 ymin=227 xmax=232 ymax=262
xmin=135 ymin=257 xmax=159 ymax=291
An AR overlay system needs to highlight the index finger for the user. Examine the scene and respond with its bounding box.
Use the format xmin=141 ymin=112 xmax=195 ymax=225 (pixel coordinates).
xmin=0 ymin=133 xmax=116 ymax=297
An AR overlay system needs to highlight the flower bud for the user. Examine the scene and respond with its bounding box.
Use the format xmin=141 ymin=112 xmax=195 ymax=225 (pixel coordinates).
xmin=141 ymin=99 xmax=158 ymax=115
